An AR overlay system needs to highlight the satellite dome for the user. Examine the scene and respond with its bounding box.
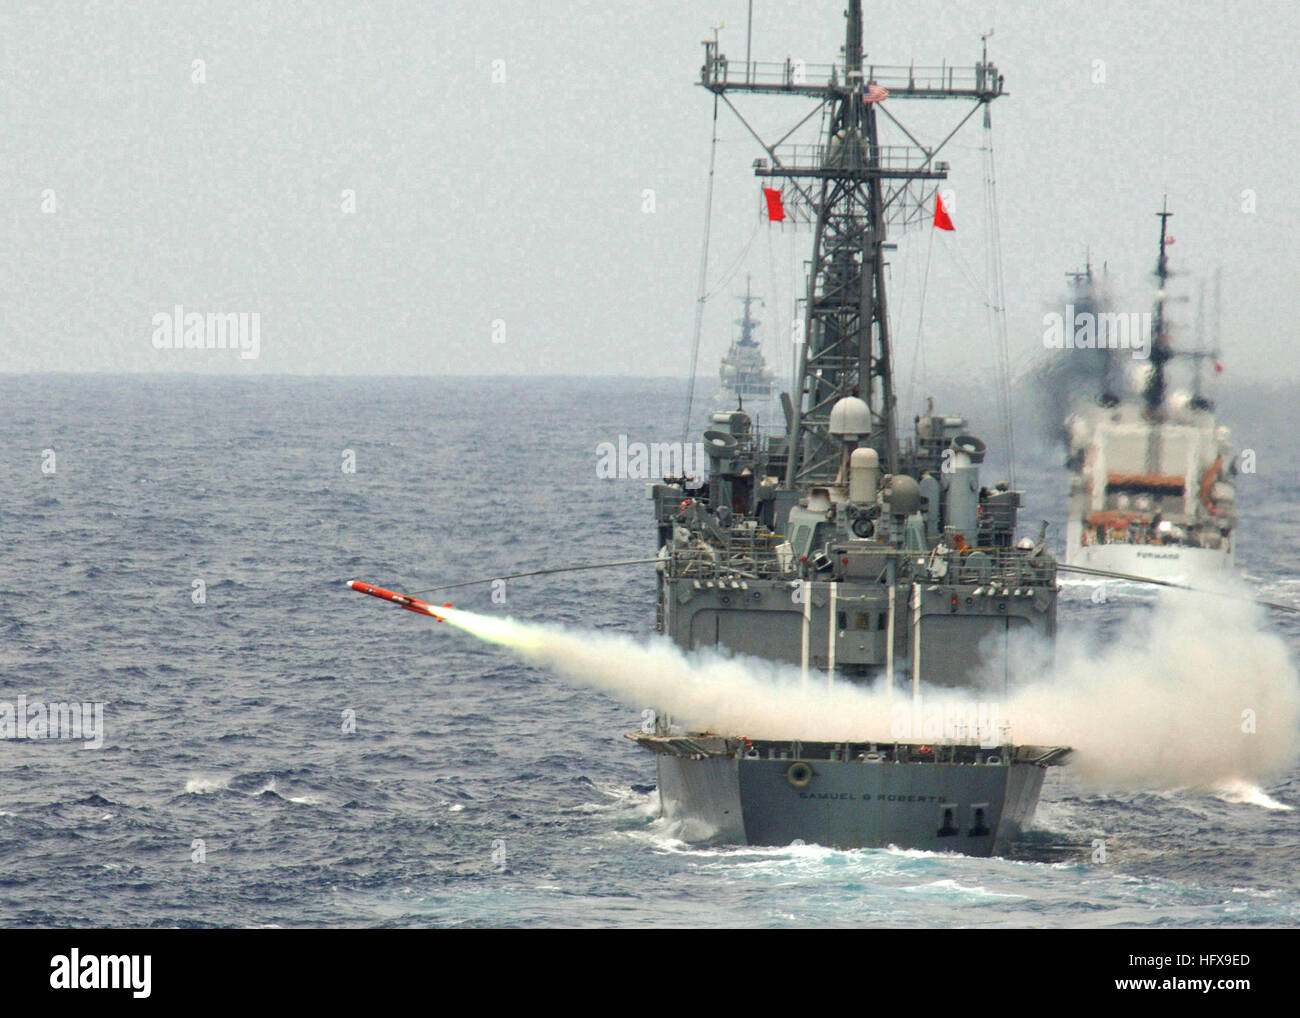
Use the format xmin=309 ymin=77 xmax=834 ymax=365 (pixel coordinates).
xmin=882 ymin=475 xmax=921 ymax=515
xmin=828 ymin=396 xmax=871 ymax=439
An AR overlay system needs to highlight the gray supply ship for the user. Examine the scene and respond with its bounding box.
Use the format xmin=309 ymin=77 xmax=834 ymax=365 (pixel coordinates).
xmin=1062 ymin=202 xmax=1237 ymax=581
xmin=716 ymin=276 xmax=776 ymax=401
xmin=632 ymin=3 xmax=1069 ymax=856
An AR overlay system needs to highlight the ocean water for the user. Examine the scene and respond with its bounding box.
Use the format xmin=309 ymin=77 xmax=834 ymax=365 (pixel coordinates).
xmin=0 ymin=374 xmax=1296 ymax=928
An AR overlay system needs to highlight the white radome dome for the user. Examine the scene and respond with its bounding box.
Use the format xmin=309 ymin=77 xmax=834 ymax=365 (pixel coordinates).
xmin=828 ymin=396 xmax=872 ymax=438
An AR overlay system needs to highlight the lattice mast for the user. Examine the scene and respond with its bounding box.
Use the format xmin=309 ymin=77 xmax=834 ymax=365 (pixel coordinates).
xmin=736 ymin=275 xmax=762 ymax=347
xmin=699 ymin=0 xmax=1004 ymax=484
xmin=1144 ymin=196 xmax=1175 ymax=415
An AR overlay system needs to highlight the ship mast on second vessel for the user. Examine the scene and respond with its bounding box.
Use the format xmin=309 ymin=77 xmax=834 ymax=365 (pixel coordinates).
xmin=1062 ymin=199 xmax=1238 ymax=581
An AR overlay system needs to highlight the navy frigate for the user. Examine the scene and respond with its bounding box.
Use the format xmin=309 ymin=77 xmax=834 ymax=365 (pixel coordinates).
xmin=1063 ymin=201 xmax=1237 ymax=581
xmin=716 ymin=276 xmax=776 ymax=401
xmin=632 ymin=3 xmax=1069 ymax=855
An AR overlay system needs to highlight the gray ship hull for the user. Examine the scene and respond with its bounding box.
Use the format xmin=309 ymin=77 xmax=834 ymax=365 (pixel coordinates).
xmin=638 ymin=735 xmax=1065 ymax=856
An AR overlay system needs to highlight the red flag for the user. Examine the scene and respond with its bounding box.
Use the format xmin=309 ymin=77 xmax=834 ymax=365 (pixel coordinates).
xmin=763 ymin=187 xmax=785 ymax=222
xmin=1214 ymin=361 xmax=1223 ymax=373
xmin=933 ymin=192 xmax=955 ymax=231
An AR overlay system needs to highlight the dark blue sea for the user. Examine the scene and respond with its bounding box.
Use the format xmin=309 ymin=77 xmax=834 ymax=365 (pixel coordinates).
xmin=0 ymin=375 xmax=1296 ymax=928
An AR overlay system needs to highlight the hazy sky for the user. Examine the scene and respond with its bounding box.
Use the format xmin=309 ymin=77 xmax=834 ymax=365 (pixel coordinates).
xmin=3 ymin=1 xmax=1297 ymax=382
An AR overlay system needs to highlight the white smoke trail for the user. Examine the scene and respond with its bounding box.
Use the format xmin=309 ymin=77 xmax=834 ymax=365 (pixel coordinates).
xmin=431 ymin=604 xmax=906 ymax=741
xmin=428 ymin=585 xmax=1300 ymax=795
xmin=1003 ymin=586 xmax=1300 ymax=790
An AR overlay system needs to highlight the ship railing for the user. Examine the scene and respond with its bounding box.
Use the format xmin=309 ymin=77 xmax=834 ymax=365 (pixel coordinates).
xmin=667 ymin=533 xmax=1054 ymax=587
xmin=733 ymin=419 xmax=791 ymax=449
xmin=702 ymin=56 xmax=843 ymax=88
xmin=668 ymin=526 xmax=790 ymax=582
xmin=839 ymin=546 xmax=1055 ymax=588
xmin=746 ymin=738 xmax=1019 ymax=764
xmin=768 ymin=142 xmax=937 ymax=174
xmin=749 ymin=418 xmax=786 ymax=438
xmin=739 ymin=423 xmax=785 ymax=453
xmin=701 ymin=57 xmax=1003 ymax=97
xmin=944 ymin=546 xmax=1056 ymax=587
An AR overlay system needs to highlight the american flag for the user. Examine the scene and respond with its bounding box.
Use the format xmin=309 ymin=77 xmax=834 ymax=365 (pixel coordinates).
xmin=863 ymin=83 xmax=889 ymax=103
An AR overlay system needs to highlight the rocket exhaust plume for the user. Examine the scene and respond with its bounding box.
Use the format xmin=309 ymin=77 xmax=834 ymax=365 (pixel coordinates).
xmin=348 ymin=582 xmax=1300 ymax=796
xmin=1003 ymin=584 xmax=1300 ymax=791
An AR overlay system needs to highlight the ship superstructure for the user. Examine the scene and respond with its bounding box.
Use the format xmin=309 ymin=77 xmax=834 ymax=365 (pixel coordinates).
xmin=717 ymin=276 xmax=776 ymax=400
xmin=634 ymin=3 xmax=1068 ymax=855
xmin=1063 ymin=201 xmax=1237 ymax=581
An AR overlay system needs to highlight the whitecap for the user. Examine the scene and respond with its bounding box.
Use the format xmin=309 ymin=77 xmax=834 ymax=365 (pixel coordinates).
xmin=184 ymin=775 xmax=231 ymax=794
xmin=1212 ymin=779 xmax=1292 ymax=811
